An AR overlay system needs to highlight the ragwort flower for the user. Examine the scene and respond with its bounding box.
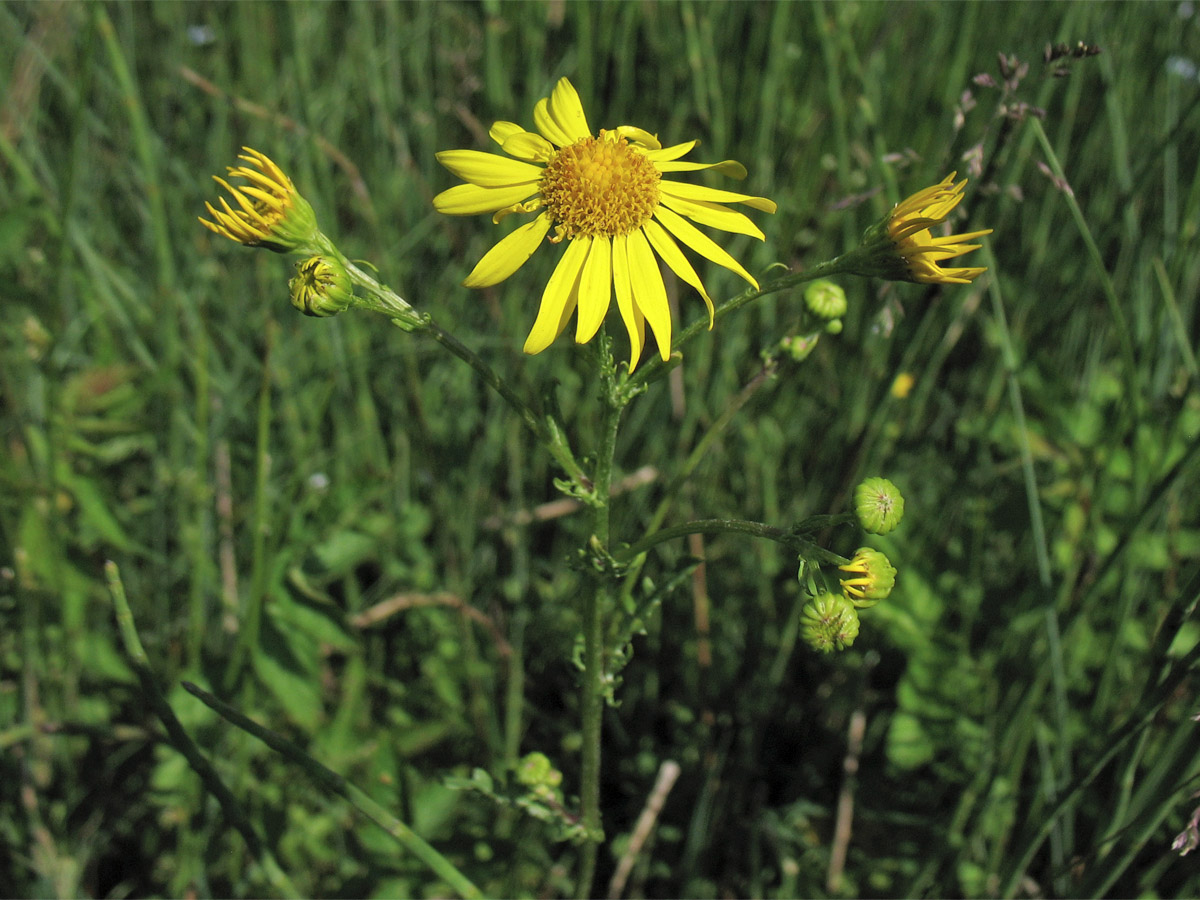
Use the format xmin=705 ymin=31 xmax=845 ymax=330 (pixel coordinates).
xmin=433 ymin=78 xmax=776 ymax=366
xmin=200 ymin=147 xmax=319 ymax=253
xmin=849 ymin=172 xmax=992 ymax=285
xmin=839 ymin=547 xmax=897 ymax=608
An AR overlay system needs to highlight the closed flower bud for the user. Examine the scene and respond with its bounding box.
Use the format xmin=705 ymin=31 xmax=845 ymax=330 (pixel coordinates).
xmin=801 ymin=592 xmax=860 ymax=653
xmin=854 ymin=476 xmax=904 ymax=535
xmin=839 ymin=547 xmax=897 ymax=608
xmin=289 ymin=255 xmax=354 ymax=316
xmin=804 ymin=280 xmax=848 ymax=319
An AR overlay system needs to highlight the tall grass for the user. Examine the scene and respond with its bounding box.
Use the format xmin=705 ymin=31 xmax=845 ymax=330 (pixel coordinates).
xmin=3 ymin=1 xmax=1200 ymax=896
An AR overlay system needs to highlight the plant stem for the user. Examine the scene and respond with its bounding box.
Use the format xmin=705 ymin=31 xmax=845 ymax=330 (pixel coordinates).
xmin=104 ymin=562 xmax=300 ymax=897
xmin=617 ymin=517 xmax=851 ymax=565
xmin=576 ymin=335 xmax=624 ymax=899
xmin=346 ymin=266 xmax=591 ymax=493
xmin=181 ymin=680 xmax=484 ymax=900
xmin=623 ymin=255 xmax=855 ymax=393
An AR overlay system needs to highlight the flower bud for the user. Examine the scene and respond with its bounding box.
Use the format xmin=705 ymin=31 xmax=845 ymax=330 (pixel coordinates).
xmin=801 ymin=592 xmax=860 ymax=653
xmin=289 ymin=255 xmax=355 ymax=316
xmin=839 ymin=547 xmax=897 ymax=608
xmin=854 ymin=476 xmax=904 ymax=535
xmin=838 ymin=173 xmax=992 ymax=285
xmin=200 ymin=147 xmax=321 ymax=253
xmin=804 ymin=280 xmax=848 ymax=319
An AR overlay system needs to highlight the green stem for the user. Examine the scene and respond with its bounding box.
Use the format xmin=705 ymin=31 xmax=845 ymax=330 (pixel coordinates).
xmin=104 ymin=563 xmax=299 ymax=897
xmin=618 ymin=517 xmax=852 ymax=565
xmin=181 ymin=681 xmax=484 ymax=900
xmin=623 ymin=255 xmax=856 ymax=393
xmin=576 ymin=335 xmax=624 ymax=899
xmin=345 ymin=263 xmax=591 ymax=492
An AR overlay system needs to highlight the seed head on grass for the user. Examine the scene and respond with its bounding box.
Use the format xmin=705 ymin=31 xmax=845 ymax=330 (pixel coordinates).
xmin=201 ymin=147 xmax=319 ymax=253
xmin=433 ymin=77 xmax=777 ymax=368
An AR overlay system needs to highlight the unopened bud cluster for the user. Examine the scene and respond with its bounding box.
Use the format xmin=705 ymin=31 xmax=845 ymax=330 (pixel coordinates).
xmin=801 ymin=476 xmax=905 ymax=653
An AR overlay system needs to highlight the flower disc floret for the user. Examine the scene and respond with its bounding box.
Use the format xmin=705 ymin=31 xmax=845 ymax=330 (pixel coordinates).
xmin=540 ymin=133 xmax=661 ymax=240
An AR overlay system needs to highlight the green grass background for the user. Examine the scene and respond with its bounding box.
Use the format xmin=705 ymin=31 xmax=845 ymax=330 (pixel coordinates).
xmin=4 ymin=1 xmax=1200 ymax=896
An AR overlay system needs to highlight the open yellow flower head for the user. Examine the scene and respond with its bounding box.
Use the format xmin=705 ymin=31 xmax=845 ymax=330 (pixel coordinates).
xmin=850 ymin=173 xmax=992 ymax=285
xmin=432 ymin=77 xmax=777 ymax=368
xmin=200 ymin=147 xmax=319 ymax=253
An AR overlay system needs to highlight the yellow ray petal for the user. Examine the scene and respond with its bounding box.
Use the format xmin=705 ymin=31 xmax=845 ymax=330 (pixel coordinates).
xmin=659 ymin=180 xmax=777 ymax=213
xmin=501 ymin=131 xmax=556 ymax=163
xmin=534 ymin=97 xmax=574 ymax=148
xmin=463 ymin=212 xmax=553 ymax=288
xmin=614 ymin=125 xmax=661 ymax=151
xmin=658 ymin=194 xmax=765 ymax=241
xmin=653 ymin=206 xmax=759 ymax=289
xmin=433 ymin=182 xmax=540 ymax=216
xmin=524 ymin=237 xmax=589 ymax=354
xmin=611 ymin=232 xmax=645 ymax=368
xmin=547 ymin=77 xmax=592 ymax=143
xmin=641 ymin=140 xmax=698 ymax=162
xmin=625 ymin=228 xmax=672 ymax=361
xmin=642 ymin=218 xmax=714 ymax=327
xmin=652 ymin=159 xmax=749 ymax=178
xmin=436 ymin=150 xmax=544 ymax=187
xmin=490 ymin=121 xmax=525 ymax=146
xmin=575 ymin=236 xmax=613 ymax=345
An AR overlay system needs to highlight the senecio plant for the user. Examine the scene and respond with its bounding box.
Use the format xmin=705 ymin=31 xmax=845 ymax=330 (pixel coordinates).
xmin=201 ymin=78 xmax=990 ymax=897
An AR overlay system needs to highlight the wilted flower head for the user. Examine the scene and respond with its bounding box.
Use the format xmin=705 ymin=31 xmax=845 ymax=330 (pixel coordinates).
xmin=201 ymin=147 xmax=319 ymax=253
xmin=433 ymin=77 xmax=776 ymax=368
xmin=846 ymin=173 xmax=992 ymax=285
xmin=839 ymin=547 xmax=897 ymax=608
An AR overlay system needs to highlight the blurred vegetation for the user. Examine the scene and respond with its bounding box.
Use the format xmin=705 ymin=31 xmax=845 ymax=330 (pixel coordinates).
xmin=3 ymin=1 xmax=1200 ymax=897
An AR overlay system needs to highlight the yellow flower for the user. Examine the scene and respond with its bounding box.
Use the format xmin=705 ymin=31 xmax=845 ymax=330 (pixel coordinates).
xmin=884 ymin=173 xmax=992 ymax=284
xmin=200 ymin=147 xmax=319 ymax=253
xmin=838 ymin=547 xmax=897 ymax=608
xmin=433 ymin=77 xmax=776 ymax=366
xmin=846 ymin=173 xmax=992 ymax=285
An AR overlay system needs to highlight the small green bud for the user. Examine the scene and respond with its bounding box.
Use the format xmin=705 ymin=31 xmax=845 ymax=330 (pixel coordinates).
xmin=804 ymin=280 xmax=848 ymax=319
xmin=289 ymin=255 xmax=355 ymax=316
xmin=853 ymin=476 xmax=904 ymax=535
xmin=801 ymin=592 xmax=860 ymax=653
xmin=824 ymin=318 xmax=843 ymax=335
xmin=779 ymin=332 xmax=820 ymax=362
xmin=839 ymin=547 xmax=897 ymax=608
xmin=516 ymin=752 xmax=560 ymax=789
